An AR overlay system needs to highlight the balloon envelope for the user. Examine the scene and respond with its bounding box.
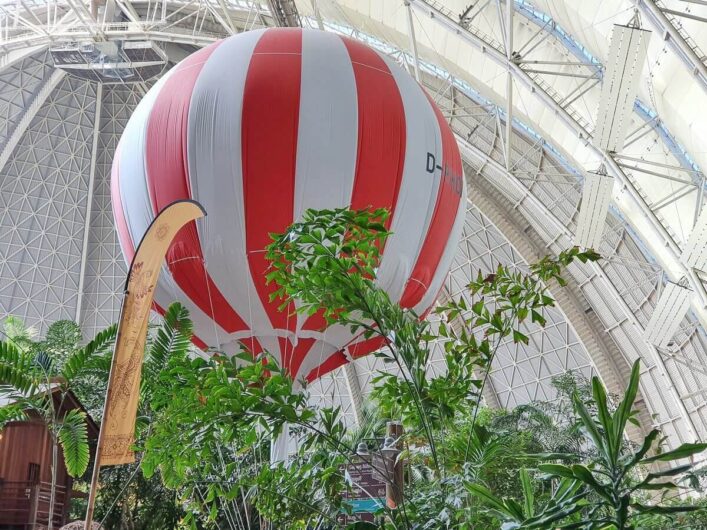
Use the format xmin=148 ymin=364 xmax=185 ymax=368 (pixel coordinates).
xmin=112 ymin=28 xmax=466 ymax=382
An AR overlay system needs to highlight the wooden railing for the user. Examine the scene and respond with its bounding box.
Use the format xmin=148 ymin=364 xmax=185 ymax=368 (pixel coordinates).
xmin=0 ymin=481 xmax=66 ymax=528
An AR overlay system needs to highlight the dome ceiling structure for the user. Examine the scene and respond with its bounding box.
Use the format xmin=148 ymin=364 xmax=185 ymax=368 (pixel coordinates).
xmin=1 ymin=0 xmax=707 ymax=452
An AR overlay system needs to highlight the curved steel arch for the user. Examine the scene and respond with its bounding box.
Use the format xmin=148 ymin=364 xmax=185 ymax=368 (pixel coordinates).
xmin=406 ymin=0 xmax=707 ymax=315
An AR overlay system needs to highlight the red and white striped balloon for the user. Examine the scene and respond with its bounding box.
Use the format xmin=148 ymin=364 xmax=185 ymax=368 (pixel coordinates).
xmin=111 ymin=28 xmax=466 ymax=382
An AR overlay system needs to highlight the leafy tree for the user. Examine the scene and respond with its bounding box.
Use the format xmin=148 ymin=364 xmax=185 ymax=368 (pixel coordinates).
xmin=137 ymin=207 xmax=602 ymax=528
xmin=0 ymin=318 xmax=116 ymax=529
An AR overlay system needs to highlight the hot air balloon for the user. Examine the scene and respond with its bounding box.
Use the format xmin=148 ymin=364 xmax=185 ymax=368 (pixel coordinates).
xmin=111 ymin=27 xmax=466 ymax=383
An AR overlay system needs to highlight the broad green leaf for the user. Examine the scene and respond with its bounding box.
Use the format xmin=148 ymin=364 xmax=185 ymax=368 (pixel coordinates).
xmin=520 ymin=468 xmax=534 ymax=518
xmin=643 ymin=442 xmax=707 ymax=464
xmin=466 ymin=483 xmax=515 ymax=518
xmin=613 ymin=360 xmax=640 ymax=452
xmin=537 ymin=464 xmax=575 ymax=480
xmin=592 ymin=375 xmax=615 ymax=463
xmin=58 ymin=408 xmax=90 ymax=477
xmin=631 ymin=503 xmax=702 ymax=514
xmin=573 ymin=393 xmax=606 ymax=459
xmin=570 ymin=464 xmax=613 ymax=503
xmin=627 ymin=429 xmax=660 ymax=468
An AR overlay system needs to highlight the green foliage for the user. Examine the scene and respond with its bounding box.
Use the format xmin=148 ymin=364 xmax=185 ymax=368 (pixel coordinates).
xmin=0 ymin=318 xmax=116 ymax=478
xmin=58 ymin=408 xmax=91 ymax=477
xmin=0 ymin=338 xmax=36 ymax=396
xmin=2 ymin=207 xmax=695 ymax=530
xmin=536 ymin=360 xmax=707 ymax=529
xmin=142 ymin=347 xmax=352 ymax=527
xmin=61 ymin=324 xmax=117 ymax=382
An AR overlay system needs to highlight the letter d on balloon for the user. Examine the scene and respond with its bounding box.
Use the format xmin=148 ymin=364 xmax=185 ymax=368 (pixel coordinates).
xmin=426 ymin=152 xmax=436 ymax=173
xmin=84 ymin=199 xmax=206 ymax=530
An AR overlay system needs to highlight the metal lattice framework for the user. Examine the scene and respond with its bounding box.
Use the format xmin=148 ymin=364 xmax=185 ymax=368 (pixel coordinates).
xmin=1 ymin=0 xmax=707 ymax=451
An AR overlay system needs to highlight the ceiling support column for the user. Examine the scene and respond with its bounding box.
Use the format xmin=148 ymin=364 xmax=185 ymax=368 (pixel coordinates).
xmin=404 ymin=0 xmax=421 ymax=82
xmin=343 ymin=361 xmax=364 ymax=426
xmin=456 ymin=133 xmax=700 ymax=444
xmin=505 ymin=0 xmax=513 ymax=170
xmin=75 ymin=83 xmax=102 ymax=324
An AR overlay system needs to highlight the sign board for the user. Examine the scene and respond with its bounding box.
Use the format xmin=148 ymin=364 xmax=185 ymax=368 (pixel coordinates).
xmin=337 ymin=454 xmax=387 ymax=524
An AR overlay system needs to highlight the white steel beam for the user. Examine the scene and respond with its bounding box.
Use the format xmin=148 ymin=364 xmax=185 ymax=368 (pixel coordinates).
xmin=408 ymin=0 xmax=707 ymax=322
xmin=342 ymin=362 xmax=364 ymax=425
xmin=456 ymin=131 xmax=700 ymax=441
xmin=404 ymin=0 xmax=421 ymax=82
xmin=575 ymin=172 xmax=614 ymax=249
xmin=505 ymin=0 xmax=513 ymax=170
xmin=682 ymin=207 xmax=707 ymax=270
xmin=0 ymin=44 xmax=46 ymax=73
xmin=75 ymin=83 xmax=102 ymax=323
xmin=0 ymin=68 xmax=65 ymax=176
xmin=636 ymin=0 xmax=707 ymax=90
xmin=645 ymin=282 xmax=693 ymax=347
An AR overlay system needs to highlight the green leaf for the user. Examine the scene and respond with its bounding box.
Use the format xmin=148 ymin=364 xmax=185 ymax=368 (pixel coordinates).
xmin=570 ymin=464 xmax=612 ymax=503
xmin=0 ymin=340 xmax=36 ymax=395
xmin=512 ymin=330 xmax=529 ymax=345
xmin=345 ymin=523 xmax=378 ymax=530
xmin=627 ymin=429 xmax=660 ymax=468
xmin=591 ymin=375 xmax=615 ymax=462
xmin=537 ymin=464 xmax=576 ymax=480
xmin=643 ymin=442 xmax=707 ymax=464
xmin=613 ymin=360 xmax=640 ymax=451
xmin=466 ymin=483 xmax=516 ymax=518
xmin=58 ymin=408 xmax=90 ymax=477
xmin=61 ymin=324 xmax=117 ymax=382
xmin=573 ymin=393 xmax=606 ymax=459
xmin=631 ymin=503 xmax=702 ymax=515
xmin=520 ymin=468 xmax=534 ymax=518
xmin=0 ymin=402 xmax=27 ymax=430
xmin=144 ymin=302 xmax=193 ymax=384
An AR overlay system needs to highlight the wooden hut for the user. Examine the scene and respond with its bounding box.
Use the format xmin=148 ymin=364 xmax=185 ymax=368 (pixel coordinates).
xmin=0 ymin=389 xmax=99 ymax=529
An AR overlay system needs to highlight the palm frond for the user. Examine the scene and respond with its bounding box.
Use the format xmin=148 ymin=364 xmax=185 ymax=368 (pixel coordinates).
xmin=61 ymin=324 xmax=117 ymax=382
xmin=0 ymin=402 xmax=28 ymax=429
xmin=0 ymin=340 xmax=37 ymax=395
xmin=57 ymin=408 xmax=90 ymax=477
xmin=144 ymin=302 xmax=193 ymax=383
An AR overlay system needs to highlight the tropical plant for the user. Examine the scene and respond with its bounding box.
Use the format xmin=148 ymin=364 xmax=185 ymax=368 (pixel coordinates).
xmin=74 ymin=302 xmax=194 ymax=528
xmin=141 ymin=207 xmax=587 ymax=528
xmin=0 ymin=319 xmax=116 ymax=529
xmin=535 ymin=359 xmax=707 ymax=528
xmin=133 ymin=207 xmax=707 ymax=529
xmin=465 ymin=359 xmax=706 ymax=529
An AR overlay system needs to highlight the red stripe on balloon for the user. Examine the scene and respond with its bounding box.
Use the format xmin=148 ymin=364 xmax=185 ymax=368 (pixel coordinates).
xmin=399 ymin=94 xmax=463 ymax=309
xmin=277 ymin=336 xmax=316 ymax=378
xmin=340 ymin=37 xmax=406 ymax=224
xmin=145 ymin=42 xmax=249 ymax=336
xmin=347 ymin=336 xmax=386 ymax=358
xmin=304 ymin=335 xmax=385 ymax=383
xmin=242 ymin=28 xmax=302 ymax=337
xmin=300 ymin=37 xmax=407 ymax=334
xmin=305 ymin=351 xmax=348 ymax=382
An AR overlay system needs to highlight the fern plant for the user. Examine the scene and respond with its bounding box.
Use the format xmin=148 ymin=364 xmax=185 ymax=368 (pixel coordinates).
xmin=0 ymin=318 xmax=116 ymax=530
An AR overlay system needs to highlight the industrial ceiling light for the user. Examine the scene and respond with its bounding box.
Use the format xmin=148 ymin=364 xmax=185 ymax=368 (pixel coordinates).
xmin=575 ymin=171 xmax=614 ymax=249
xmin=681 ymin=208 xmax=707 ymax=271
xmin=645 ymin=281 xmax=692 ymax=347
xmin=593 ymin=22 xmax=651 ymax=153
